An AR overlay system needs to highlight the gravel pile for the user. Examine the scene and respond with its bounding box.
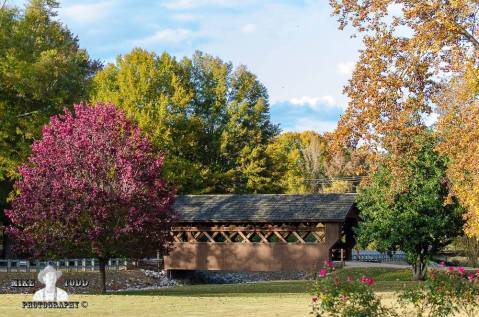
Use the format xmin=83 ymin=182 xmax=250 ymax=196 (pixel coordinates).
xmin=140 ymin=269 xmax=178 ymax=287
xmin=113 ymin=269 xmax=179 ymax=291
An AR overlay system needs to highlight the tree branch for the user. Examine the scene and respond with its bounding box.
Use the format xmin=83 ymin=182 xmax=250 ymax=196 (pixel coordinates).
xmin=16 ymin=110 xmax=41 ymax=118
xmin=461 ymin=29 xmax=479 ymax=49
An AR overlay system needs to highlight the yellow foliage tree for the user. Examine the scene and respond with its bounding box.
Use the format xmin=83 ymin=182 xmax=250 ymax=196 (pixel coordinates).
xmin=330 ymin=0 xmax=479 ymax=236
xmin=267 ymin=131 xmax=364 ymax=193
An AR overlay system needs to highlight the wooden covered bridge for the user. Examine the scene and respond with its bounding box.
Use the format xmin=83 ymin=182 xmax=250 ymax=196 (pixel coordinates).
xmin=164 ymin=194 xmax=358 ymax=272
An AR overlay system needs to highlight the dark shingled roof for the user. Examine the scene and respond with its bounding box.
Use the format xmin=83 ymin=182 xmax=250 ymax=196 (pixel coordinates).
xmin=173 ymin=194 xmax=357 ymax=223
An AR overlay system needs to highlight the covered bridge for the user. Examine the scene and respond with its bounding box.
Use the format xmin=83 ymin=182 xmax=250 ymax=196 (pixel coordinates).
xmin=164 ymin=194 xmax=358 ymax=272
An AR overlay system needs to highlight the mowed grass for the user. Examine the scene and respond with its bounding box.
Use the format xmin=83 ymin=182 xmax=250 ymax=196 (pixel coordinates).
xmin=0 ymin=268 xmax=415 ymax=317
xmin=114 ymin=267 xmax=415 ymax=296
xmin=0 ymin=293 xmax=313 ymax=317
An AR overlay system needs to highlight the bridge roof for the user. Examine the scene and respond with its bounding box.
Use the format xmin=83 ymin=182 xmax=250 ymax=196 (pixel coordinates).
xmin=173 ymin=194 xmax=357 ymax=223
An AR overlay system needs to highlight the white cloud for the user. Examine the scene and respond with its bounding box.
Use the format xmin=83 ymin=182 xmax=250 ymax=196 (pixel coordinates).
xmin=192 ymin=1 xmax=361 ymax=113
xmin=289 ymin=95 xmax=339 ymax=109
xmin=49 ymin=0 xmax=362 ymax=132
xmin=162 ymin=0 xmax=248 ymax=10
xmin=285 ymin=118 xmax=338 ymax=133
xmin=131 ymin=28 xmax=193 ymax=46
xmin=59 ymin=2 xmax=113 ymax=23
xmin=241 ymin=24 xmax=256 ymax=33
xmin=171 ymin=13 xmax=202 ymax=21
xmin=337 ymin=62 xmax=355 ymax=76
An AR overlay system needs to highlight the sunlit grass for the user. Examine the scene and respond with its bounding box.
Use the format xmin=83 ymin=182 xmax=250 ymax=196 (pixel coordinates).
xmin=0 ymin=268 xmax=419 ymax=317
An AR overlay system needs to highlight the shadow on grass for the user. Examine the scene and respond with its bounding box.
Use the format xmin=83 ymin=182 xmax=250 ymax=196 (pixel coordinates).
xmin=106 ymin=280 xmax=418 ymax=297
xmin=108 ymin=280 xmax=310 ymax=297
xmin=106 ymin=267 xmax=418 ymax=297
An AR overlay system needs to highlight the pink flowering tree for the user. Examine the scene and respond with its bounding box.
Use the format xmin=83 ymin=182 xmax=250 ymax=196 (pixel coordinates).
xmin=5 ymin=103 xmax=176 ymax=293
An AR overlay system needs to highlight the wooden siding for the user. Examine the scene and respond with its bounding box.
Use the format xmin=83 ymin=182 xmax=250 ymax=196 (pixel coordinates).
xmin=164 ymin=223 xmax=340 ymax=271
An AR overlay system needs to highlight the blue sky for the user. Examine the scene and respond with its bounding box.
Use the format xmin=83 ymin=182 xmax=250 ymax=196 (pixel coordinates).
xmin=15 ymin=0 xmax=364 ymax=133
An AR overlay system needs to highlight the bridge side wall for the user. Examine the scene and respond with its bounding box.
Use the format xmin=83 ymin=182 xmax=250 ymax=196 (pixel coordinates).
xmin=164 ymin=223 xmax=340 ymax=272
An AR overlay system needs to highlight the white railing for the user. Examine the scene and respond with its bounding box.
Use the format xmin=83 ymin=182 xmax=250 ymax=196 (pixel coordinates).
xmin=351 ymin=250 xmax=406 ymax=262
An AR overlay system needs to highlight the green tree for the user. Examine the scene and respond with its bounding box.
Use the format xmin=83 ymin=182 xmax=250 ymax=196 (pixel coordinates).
xmin=91 ymin=49 xmax=278 ymax=194
xmin=357 ymin=136 xmax=463 ymax=280
xmin=0 ymin=0 xmax=98 ymax=255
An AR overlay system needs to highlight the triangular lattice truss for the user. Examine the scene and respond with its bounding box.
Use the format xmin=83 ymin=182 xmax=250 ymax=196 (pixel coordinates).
xmin=172 ymin=223 xmax=326 ymax=244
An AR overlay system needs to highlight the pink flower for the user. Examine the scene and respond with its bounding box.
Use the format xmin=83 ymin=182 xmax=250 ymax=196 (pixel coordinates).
xmin=312 ymin=296 xmax=318 ymax=303
xmin=468 ymin=273 xmax=475 ymax=281
xmin=458 ymin=267 xmax=465 ymax=274
xmin=366 ymin=277 xmax=375 ymax=286
xmin=340 ymin=295 xmax=348 ymax=301
xmin=319 ymin=269 xmax=327 ymax=277
xmin=439 ymin=261 xmax=445 ymax=267
xmin=324 ymin=260 xmax=334 ymax=268
xmin=448 ymin=266 xmax=455 ymax=272
xmin=359 ymin=276 xmax=367 ymax=283
xmin=476 ymin=271 xmax=479 ymax=278
xmin=347 ymin=276 xmax=353 ymax=282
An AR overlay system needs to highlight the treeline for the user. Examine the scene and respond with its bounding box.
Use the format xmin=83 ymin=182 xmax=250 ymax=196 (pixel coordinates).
xmin=91 ymin=48 xmax=364 ymax=194
xmin=0 ymin=0 xmax=357 ymax=223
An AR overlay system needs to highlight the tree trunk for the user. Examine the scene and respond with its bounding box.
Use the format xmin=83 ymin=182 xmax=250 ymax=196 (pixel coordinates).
xmin=412 ymin=255 xmax=427 ymax=281
xmin=99 ymin=258 xmax=107 ymax=293
xmin=1 ymin=229 xmax=7 ymax=259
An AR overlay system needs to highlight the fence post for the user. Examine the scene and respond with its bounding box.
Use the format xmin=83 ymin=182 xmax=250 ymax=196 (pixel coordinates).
xmin=91 ymin=258 xmax=95 ymax=271
xmin=116 ymin=258 xmax=120 ymax=271
xmin=82 ymin=259 xmax=86 ymax=272
xmin=26 ymin=260 xmax=30 ymax=273
xmin=7 ymin=260 xmax=11 ymax=273
xmin=340 ymin=249 xmax=345 ymax=268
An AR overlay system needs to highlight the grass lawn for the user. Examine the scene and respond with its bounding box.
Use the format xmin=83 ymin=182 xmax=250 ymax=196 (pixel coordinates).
xmin=0 ymin=268 xmax=415 ymax=317
xmin=1 ymin=293 xmax=313 ymax=317
xmin=114 ymin=267 xmax=416 ymax=296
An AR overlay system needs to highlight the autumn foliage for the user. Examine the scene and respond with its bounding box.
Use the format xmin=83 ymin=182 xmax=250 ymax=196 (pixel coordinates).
xmin=6 ymin=103 xmax=176 ymax=291
xmin=330 ymin=0 xmax=479 ymax=237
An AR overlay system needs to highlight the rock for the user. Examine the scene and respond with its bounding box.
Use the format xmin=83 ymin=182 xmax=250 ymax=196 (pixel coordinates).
xmin=189 ymin=271 xmax=313 ymax=284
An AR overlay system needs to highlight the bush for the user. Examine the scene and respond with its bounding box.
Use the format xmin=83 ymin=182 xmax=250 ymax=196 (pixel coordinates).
xmin=398 ymin=265 xmax=479 ymax=317
xmin=310 ymin=261 xmax=396 ymax=317
xmin=310 ymin=263 xmax=479 ymax=317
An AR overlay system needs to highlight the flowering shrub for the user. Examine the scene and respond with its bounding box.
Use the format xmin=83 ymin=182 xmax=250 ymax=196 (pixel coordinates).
xmin=398 ymin=266 xmax=479 ymax=317
xmin=310 ymin=262 xmax=479 ymax=317
xmin=310 ymin=261 xmax=395 ymax=317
